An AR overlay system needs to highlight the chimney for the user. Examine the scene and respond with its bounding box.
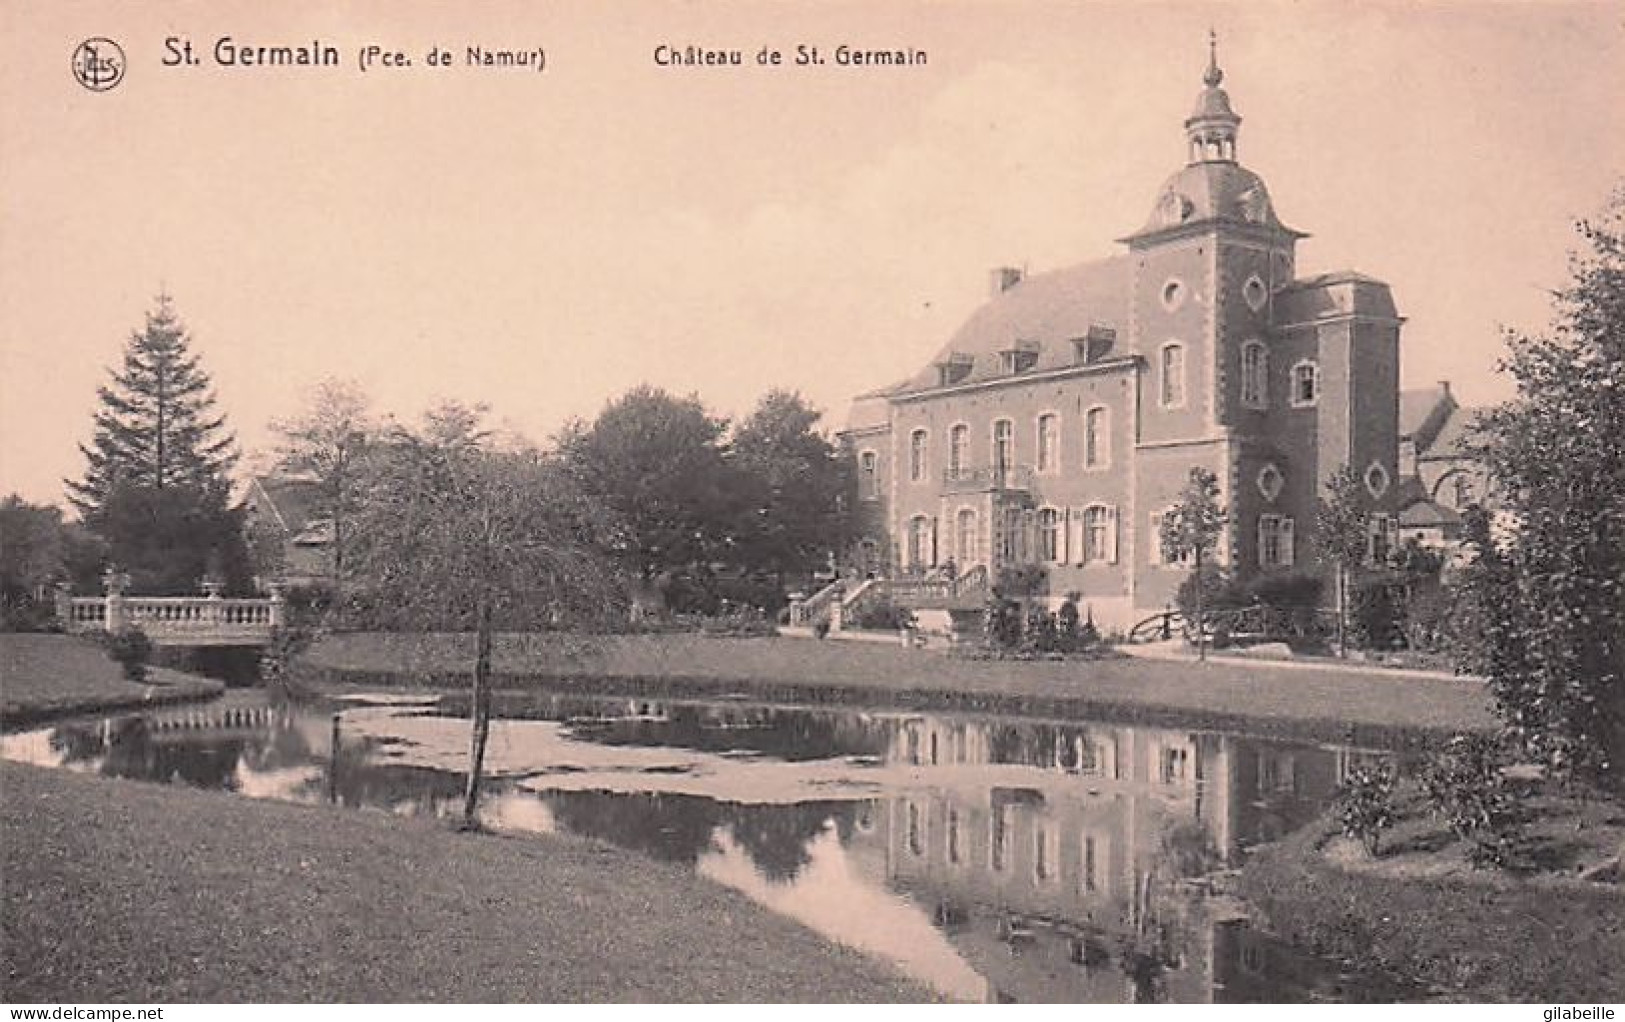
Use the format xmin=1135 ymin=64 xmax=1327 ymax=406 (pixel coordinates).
xmin=989 ymin=266 xmax=1024 ymax=296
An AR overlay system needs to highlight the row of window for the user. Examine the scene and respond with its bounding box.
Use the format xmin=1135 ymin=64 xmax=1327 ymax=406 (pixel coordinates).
xmin=898 ymin=410 xmax=1113 ymax=486
xmin=898 ymin=508 xmax=1409 ymax=572
xmin=1238 ymin=343 xmax=1321 ymax=410
xmin=903 ymin=799 xmax=1109 ymax=891
xmin=866 ymin=350 xmax=1326 ymax=497
xmin=903 ymin=505 xmax=1123 ymax=568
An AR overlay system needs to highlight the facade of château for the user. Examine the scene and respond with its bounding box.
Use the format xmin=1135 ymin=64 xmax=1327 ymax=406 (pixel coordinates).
xmin=840 ymin=47 xmax=1406 ymax=631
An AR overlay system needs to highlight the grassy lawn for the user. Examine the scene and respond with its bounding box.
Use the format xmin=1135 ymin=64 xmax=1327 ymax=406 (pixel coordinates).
xmin=0 ymin=762 xmax=933 ymax=1003
xmin=1 ymin=634 xmax=223 ymax=726
xmin=1239 ymin=808 xmax=1625 ymax=1002
xmin=301 ymin=632 xmax=1497 ymax=747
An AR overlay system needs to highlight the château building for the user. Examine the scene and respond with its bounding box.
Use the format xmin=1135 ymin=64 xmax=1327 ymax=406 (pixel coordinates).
xmin=840 ymin=43 xmax=1406 ymax=631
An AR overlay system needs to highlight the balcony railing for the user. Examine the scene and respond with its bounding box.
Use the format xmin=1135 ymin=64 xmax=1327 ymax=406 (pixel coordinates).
xmin=941 ymin=464 xmax=1035 ymax=494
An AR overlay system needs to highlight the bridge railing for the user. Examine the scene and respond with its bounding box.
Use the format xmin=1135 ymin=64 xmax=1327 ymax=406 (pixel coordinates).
xmin=57 ymin=584 xmax=283 ymax=645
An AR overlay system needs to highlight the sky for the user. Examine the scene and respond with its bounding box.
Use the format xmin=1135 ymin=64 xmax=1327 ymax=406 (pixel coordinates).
xmin=3 ymin=0 xmax=1622 ymax=508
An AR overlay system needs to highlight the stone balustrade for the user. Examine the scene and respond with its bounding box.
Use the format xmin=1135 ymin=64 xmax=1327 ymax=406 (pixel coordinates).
xmin=55 ymin=582 xmax=284 ymax=646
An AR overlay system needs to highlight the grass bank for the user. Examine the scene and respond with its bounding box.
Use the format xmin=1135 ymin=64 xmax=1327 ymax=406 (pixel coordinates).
xmin=1 ymin=633 xmax=223 ymax=727
xmin=299 ymin=632 xmax=1497 ymax=751
xmin=1239 ymin=811 xmax=1625 ymax=1001
xmin=0 ymin=762 xmax=932 ymax=1003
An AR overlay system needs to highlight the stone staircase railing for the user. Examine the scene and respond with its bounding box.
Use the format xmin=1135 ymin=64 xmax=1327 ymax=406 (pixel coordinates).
xmin=787 ymin=578 xmax=845 ymax=628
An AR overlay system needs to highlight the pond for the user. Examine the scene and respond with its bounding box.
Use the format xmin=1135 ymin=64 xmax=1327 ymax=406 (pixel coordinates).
xmin=2 ymin=690 xmax=1428 ymax=1003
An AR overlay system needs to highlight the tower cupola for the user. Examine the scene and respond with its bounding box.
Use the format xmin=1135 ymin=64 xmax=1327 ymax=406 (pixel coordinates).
xmin=1185 ymin=32 xmax=1240 ymax=164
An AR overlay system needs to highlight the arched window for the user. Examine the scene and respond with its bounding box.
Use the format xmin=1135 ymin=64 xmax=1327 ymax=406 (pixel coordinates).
xmin=1084 ymin=406 xmax=1110 ymax=469
xmin=1290 ymin=360 xmax=1320 ymax=408
xmin=948 ymin=423 xmax=968 ymax=478
xmin=992 ymin=419 xmax=1014 ymax=476
xmin=1036 ymin=413 xmax=1059 ymax=473
xmin=909 ymin=429 xmax=928 ymax=482
xmin=859 ymin=450 xmax=878 ymax=499
xmin=1241 ymin=340 xmax=1269 ymax=409
xmin=956 ymin=508 xmax=977 ymax=563
xmin=1038 ymin=507 xmax=1060 ymax=563
xmin=1161 ymin=278 xmax=1186 ymax=311
xmin=1160 ymin=343 xmax=1186 ymax=408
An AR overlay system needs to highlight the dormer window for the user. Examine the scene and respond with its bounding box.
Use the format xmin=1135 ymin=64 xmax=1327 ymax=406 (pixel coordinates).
xmin=999 ymin=339 xmax=1040 ymax=375
xmin=1072 ymin=324 xmax=1117 ymax=364
xmin=935 ymin=352 xmax=973 ymax=387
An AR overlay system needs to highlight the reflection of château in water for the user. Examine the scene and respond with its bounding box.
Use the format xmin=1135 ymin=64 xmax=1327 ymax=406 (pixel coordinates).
xmin=16 ymin=694 xmax=1411 ymax=1002
xmin=858 ymin=714 xmax=1395 ymax=1002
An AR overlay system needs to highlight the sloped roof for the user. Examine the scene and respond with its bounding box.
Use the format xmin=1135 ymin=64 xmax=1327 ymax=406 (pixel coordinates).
xmin=250 ymin=476 xmax=323 ymax=535
xmin=1399 ymin=384 xmax=1455 ymax=448
xmin=1130 ymin=161 xmax=1298 ymax=239
xmin=895 ymin=256 xmax=1134 ymax=395
xmin=1399 ymin=498 xmax=1462 ymax=529
xmin=1391 ymin=474 xmax=1429 ymax=511
xmin=1422 ymin=404 xmax=1484 ymax=460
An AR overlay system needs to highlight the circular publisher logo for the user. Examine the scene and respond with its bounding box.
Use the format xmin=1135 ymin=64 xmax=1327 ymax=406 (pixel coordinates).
xmin=72 ymin=38 xmax=126 ymax=92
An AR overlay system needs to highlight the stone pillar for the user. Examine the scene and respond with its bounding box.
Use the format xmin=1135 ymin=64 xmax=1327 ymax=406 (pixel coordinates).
xmin=202 ymin=579 xmax=223 ymax=628
xmin=102 ymin=569 xmax=127 ymax=633
xmin=53 ymin=582 xmax=73 ymax=627
xmin=267 ymin=581 xmax=287 ymax=628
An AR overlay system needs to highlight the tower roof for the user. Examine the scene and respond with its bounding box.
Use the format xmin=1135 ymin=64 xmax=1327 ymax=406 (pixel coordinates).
xmin=1122 ymin=35 xmax=1305 ymax=244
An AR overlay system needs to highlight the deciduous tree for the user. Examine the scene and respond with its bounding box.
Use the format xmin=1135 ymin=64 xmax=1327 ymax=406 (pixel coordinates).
xmin=1315 ymin=465 xmax=1369 ymax=658
xmin=1467 ymin=188 xmax=1625 ymax=790
xmin=347 ymin=401 xmax=623 ymax=826
xmin=730 ymin=389 xmax=854 ymax=589
xmin=268 ymin=378 xmax=375 ymax=580
xmin=557 ymin=386 xmax=742 ymax=607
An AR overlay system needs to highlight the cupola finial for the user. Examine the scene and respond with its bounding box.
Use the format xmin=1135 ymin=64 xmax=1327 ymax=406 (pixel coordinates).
xmin=1204 ymin=29 xmax=1223 ymax=87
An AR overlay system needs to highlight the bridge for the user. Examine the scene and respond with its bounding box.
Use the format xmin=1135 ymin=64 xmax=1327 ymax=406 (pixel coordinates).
xmin=55 ymin=579 xmax=285 ymax=647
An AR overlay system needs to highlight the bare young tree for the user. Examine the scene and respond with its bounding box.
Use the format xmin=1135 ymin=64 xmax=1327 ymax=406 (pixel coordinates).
xmin=1314 ymin=465 xmax=1369 ymax=659
xmin=269 ymin=378 xmax=375 ymax=581
xmin=347 ymin=401 xmax=624 ymax=827
xmin=1160 ymin=468 xmax=1226 ymax=661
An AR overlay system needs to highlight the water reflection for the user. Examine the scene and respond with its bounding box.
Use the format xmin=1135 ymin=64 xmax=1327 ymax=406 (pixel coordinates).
xmin=2 ymin=692 xmax=1418 ymax=1003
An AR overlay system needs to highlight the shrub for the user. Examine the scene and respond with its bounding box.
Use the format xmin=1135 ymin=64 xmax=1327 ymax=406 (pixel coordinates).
xmin=1420 ymin=733 xmax=1521 ymax=868
xmin=993 ymin=565 xmax=1047 ymax=599
xmin=102 ymin=626 xmax=153 ymax=682
xmin=1336 ymin=762 xmax=1397 ymax=856
xmin=1174 ymin=564 xmax=1233 ymax=621
xmin=983 ymin=596 xmax=1023 ymax=650
xmin=260 ymin=624 xmax=317 ymax=689
xmin=1056 ymin=598 xmax=1080 ymax=639
xmin=851 ymin=599 xmax=914 ymax=632
xmin=1238 ymin=569 xmax=1325 ymax=610
xmin=1348 ymin=576 xmax=1406 ymax=650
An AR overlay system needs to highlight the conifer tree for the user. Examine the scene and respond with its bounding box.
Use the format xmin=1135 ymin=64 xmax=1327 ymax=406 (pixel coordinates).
xmin=67 ymin=294 xmax=237 ymax=515
xmin=66 ymin=295 xmax=248 ymax=593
